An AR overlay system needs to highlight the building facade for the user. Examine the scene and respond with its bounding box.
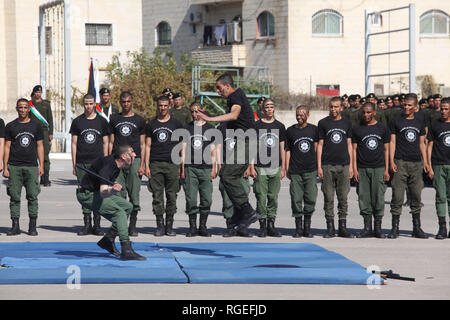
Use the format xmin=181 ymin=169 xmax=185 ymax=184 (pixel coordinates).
xmin=142 ymin=0 xmax=450 ymax=98
xmin=0 ymin=0 xmax=143 ymax=118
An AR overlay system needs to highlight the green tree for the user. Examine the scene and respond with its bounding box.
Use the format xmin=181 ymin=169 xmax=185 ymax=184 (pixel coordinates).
xmin=103 ymin=48 xmax=197 ymax=120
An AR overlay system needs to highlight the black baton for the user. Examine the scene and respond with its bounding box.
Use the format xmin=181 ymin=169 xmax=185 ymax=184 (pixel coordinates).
xmin=76 ymin=164 xmax=115 ymax=186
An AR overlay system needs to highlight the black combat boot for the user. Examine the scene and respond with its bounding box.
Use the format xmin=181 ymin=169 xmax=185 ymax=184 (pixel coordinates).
xmin=154 ymin=215 xmax=165 ymax=237
xmin=236 ymin=226 xmax=252 ymax=237
xmin=303 ymin=215 xmax=313 ymax=238
xmin=374 ymin=216 xmax=386 ymax=239
xmin=412 ymin=214 xmax=428 ymax=239
xmin=120 ymin=241 xmax=147 ymax=261
xmin=338 ymin=219 xmax=354 ymax=238
xmin=258 ymin=219 xmax=267 ymax=238
xmin=357 ymin=215 xmax=373 ymax=238
xmin=198 ymin=214 xmax=211 ymax=237
xmin=293 ymin=217 xmax=303 ymax=238
xmin=267 ymin=218 xmax=282 ymax=237
xmin=223 ymin=218 xmax=236 ymax=238
xmin=28 ymin=217 xmax=38 ymax=236
xmin=387 ymin=215 xmax=400 ymax=239
xmin=186 ymin=214 xmax=198 ymax=237
xmin=97 ymin=229 xmax=120 ymax=256
xmin=324 ymin=218 xmax=335 ymax=238
xmin=228 ymin=202 xmax=258 ymax=229
xmin=165 ymin=215 xmax=176 ymax=236
xmin=128 ymin=212 xmax=139 ymax=237
xmin=92 ymin=214 xmax=104 ymax=236
xmin=435 ymin=217 xmax=447 ymax=240
xmin=7 ymin=218 xmax=21 ymax=236
xmin=77 ymin=213 xmax=92 ymax=236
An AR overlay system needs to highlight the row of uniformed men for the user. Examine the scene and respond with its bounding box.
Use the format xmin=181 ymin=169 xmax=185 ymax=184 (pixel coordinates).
xmin=1 ymin=87 xmax=449 ymax=245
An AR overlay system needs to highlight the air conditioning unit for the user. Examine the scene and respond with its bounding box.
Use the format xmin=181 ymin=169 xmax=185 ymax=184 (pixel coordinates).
xmin=190 ymin=12 xmax=203 ymax=24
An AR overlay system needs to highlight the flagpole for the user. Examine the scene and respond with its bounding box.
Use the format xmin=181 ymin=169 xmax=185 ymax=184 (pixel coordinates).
xmin=64 ymin=0 xmax=72 ymax=153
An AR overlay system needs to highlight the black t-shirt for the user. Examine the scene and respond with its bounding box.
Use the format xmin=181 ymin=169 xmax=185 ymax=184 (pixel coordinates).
xmin=427 ymin=119 xmax=450 ymax=165
xmin=318 ymin=116 xmax=352 ymax=166
xmin=184 ymin=121 xmax=215 ymax=169
xmin=415 ymin=109 xmax=430 ymax=128
xmin=286 ymin=124 xmax=318 ymax=174
xmin=216 ymin=122 xmax=238 ymax=164
xmin=70 ymin=114 xmax=109 ymax=164
xmin=80 ymin=155 xmax=120 ymax=192
xmin=255 ymin=119 xmax=286 ymax=168
xmin=110 ymin=114 xmax=146 ymax=158
xmin=352 ymin=122 xmax=390 ymax=168
xmin=0 ymin=118 xmax=5 ymax=138
xmin=145 ymin=116 xmax=182 ymax=163
xmin=389 ymin=115 xmax=426 ymax=162
xmin=227 ymin=88 xmax=255 ymax=131
xmin=5 ymin=119 xmax=44 ymax=166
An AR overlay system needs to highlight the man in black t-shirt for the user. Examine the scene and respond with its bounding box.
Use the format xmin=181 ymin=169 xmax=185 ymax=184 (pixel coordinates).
xmin=77 ymin=145 xmax=146 ymax=261
xmin=252 ymin=98 xmax=286 ymax=237
xmin=286 ymin=105 xmax=318 ymax=238
xmin=427 ymin=98 xmax=450 ymax=239
xmin=352 ymin=103 xmax=390 ymax=238
xmin=389 ymin=94 xmax=430 ymax=239
xmin=3 ymin=99 xmax=44 ymax=236
xmin=109 ymin=91 xmax=146 ymax=237
xmin=145 ymin=95 xmax=183 ymax=236
xmin=70 ymin=94 xmax=110 ymax=236
xmin=317 ymin=96 xmax=354 ymax=238
xmin=198 ymin=73 xmax=258 ymax=232
xmin=181 ymin=102 xmax=217 ymax=237
xmin=216 ymin=122 xmax=252 ymax=237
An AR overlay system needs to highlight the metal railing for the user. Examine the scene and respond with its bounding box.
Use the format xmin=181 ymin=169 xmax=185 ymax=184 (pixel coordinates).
xmin=365 ymin=4 xmax=416 ymax=95
xmin=192 ymin=63 xmax=270 ymax=113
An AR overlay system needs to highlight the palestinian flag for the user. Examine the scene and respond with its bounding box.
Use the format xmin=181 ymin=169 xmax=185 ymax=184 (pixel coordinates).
xmin=29 ymin=100 xmax=49 ymax=127
xmin=87 ymin=59 xmax=109 ymax=122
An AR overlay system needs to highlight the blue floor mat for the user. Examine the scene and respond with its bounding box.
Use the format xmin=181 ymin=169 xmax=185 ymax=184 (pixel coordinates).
xmin=158 ymin=243 xmax=379 ymax=284
xmin=0 ymin=242 xmax=382 ymax=285
xmin=0 ymin=242 xmax=186 ymax=284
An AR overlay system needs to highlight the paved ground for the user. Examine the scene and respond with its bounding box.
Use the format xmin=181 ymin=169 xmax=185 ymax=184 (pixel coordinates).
xmin=0 ymin=158 xmax=449 ymax=300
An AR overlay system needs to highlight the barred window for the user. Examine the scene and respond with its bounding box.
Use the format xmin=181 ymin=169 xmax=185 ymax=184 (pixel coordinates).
xmin=38 ymin=26 xmax=52 ymax=55
xmin=157 ymin=22 xmax=172 ymax=46
xmin=257 ymin=11 xmax=275 ymax=38
xmin=312 ymin=10 xmax=343 ymax=36
xmin=85 ymin=24 xmax=112 ymax=46
xmin=420 ymin=10 xmax=449 ymax=36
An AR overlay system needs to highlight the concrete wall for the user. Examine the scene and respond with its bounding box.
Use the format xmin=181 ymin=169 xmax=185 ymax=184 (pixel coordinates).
xmin=288 ymin=0 xmax=450 ymax=96
xmin=0 ymin=0 xmax=143 ymax=113
xmin=142 ymin=0 xmax=449 ymax=98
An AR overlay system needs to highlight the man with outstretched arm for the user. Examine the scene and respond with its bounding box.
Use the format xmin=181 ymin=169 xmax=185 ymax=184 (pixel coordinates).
xmin=198 ymin=73 xmax=258 ymax=232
